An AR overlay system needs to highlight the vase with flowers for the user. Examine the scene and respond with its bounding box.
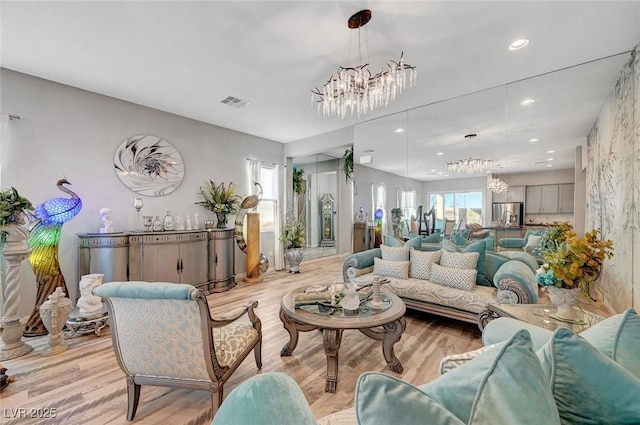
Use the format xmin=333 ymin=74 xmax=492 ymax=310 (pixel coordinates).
xmin=280 ymin=214 xmax=305 ymax=273
xmin=195 ymin=181 xmax=242 ymax=229
xmin=535 ymin=223 xmax=613 ymax=320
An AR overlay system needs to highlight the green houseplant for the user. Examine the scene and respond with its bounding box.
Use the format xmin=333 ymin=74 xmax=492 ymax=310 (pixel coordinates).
xmin=195 ymin=181 xmax=242 ymax=228
xmin=279 ymin=214 xmax=305 ymax=273
xmin=292 ymin=168 xmax=304 ymax=195
xmin=535 ymin=224 xmax=613 ymax=320
xmin=0 ymin=187 xmax=34 ymax=247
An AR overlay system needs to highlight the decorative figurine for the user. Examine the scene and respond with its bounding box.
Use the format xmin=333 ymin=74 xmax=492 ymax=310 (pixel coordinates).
xmin=99 ymin=208 xmax=114 ymax=233
xmin=175 ymin=214 xmax=184 ymax=231
xmin=193 ymin=211 xmax=200 ymax=229
xmin=76 ymin=274 xmax=103 ymax=314
xmin=185 ymin=212 xmax=192 ymax=230
xmin=39 ymin=287 xmax=73 ymax=356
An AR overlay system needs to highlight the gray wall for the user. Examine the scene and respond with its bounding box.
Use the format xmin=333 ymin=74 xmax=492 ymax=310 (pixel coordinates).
xmin=586 ymin=46 xmax=639 ymax=312
xmin=1 ymin=68 xmax=284 ymax=317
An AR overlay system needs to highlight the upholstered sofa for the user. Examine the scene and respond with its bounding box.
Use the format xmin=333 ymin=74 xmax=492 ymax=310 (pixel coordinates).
xmin=211 ymin=308 xmax=640 ymax=425
xmin=342 ymin=238 xmax=539 ymax=329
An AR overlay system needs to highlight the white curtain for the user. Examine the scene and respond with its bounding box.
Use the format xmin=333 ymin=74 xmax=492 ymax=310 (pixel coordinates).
xmin=274 ymin=164 xmax=284 ymax=270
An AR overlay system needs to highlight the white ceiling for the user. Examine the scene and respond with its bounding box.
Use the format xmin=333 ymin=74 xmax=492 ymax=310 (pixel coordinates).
xmin=2 ymin=1 xmax=640 ymax=180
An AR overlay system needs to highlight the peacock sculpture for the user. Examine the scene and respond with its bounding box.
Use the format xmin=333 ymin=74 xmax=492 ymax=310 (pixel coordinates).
xmin=25 ymin=178 xmax=82 ymax=336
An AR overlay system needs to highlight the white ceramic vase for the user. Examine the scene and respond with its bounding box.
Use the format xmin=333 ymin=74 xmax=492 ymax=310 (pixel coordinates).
xmin=285 ymin=248 xmax=304 ymax=273
xmin=546 ymin=286 xmax=581 ymax=320
xmin=39 ymin=287 xmax=73 ymax=356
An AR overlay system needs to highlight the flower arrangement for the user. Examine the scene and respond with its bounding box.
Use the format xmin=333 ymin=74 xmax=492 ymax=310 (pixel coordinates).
xmin=0 ymin=187 xmax=34 ymax=246
xmin=195 ymin=181 xmax=242 ymax=215
xmin=535 ymin=225 xmax=614 ymax=298
xmin=280 ymin=215 xmax=305 ymax=249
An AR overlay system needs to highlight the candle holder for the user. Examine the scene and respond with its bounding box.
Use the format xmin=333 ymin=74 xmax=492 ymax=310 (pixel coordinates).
xmin=369 ymin=276 xmax=384 ymax=309
xmin=133 ymin=198 xmax=143 ymax=231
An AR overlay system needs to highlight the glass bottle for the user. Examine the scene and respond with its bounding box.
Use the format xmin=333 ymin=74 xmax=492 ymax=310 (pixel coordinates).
xmin=152 ymin=216 xmax=163 ymax=232
xmin=163 ymin=211 xmax=175 ymax=231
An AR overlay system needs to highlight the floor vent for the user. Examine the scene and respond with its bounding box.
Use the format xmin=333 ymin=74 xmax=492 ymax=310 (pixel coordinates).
xmin=220 ymin=96 xmax=249 ymax=108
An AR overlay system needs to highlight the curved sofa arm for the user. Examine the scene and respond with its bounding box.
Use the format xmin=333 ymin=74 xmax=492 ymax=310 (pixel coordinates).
xmin=493 ymin=260 xmax=538 ymax=304
xmin=342 ymin=248 xmax=381 ymax=282
xmin=497 ymin=237 xmax=525 ymax=249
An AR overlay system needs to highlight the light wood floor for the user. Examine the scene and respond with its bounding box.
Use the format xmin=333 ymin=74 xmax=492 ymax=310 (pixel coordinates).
xmin=2 ymin=255 xmax=482 ymax=424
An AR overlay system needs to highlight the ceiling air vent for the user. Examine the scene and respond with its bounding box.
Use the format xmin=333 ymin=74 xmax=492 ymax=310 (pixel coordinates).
xmin=220 ymin=96 xmax=249 ymax=108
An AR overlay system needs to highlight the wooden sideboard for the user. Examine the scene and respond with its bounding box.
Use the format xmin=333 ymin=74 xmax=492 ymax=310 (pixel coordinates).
xmin=77 ymin=229 xmax=235 ymax=293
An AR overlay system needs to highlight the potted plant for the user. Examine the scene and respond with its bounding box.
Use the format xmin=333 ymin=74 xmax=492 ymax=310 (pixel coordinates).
xmin=535 ymin=224 xmax=613 ymax=320
xmin=0 ymin=187 xmax=34 ymax=248
xmin=292 ymin=168 xmax=305 ymax=195
xmin=390 ymin=208 xmax=403 ymax=238
xmin=279 ymin=214 xmax=305 ymax=273
xmin=195 ymin=181 xmax=242 ymax=229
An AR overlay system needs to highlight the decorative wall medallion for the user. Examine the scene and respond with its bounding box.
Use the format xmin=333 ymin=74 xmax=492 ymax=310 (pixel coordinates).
xmin=114 ymin=135 xmax=184 ymax=196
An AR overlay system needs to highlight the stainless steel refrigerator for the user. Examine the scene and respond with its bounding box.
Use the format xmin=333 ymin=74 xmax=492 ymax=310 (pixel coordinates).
xmin=491 ymin=202 xmax=524 ymax=226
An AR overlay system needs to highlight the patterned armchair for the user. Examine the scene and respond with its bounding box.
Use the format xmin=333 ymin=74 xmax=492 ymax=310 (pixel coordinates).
xmin=94 ymin=281 xmax=262 ymax=421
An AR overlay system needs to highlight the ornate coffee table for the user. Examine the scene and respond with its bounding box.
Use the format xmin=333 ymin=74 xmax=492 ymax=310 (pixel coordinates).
xmin=280 ymin=285 xmax=406 ymax=393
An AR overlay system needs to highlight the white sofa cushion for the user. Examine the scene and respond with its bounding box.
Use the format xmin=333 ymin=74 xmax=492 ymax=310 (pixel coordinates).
xmin=440 ymin=250 xmax=479 ymax=270
xmin=373 ymin=257 xmax=410 ymax=279
xmin=430 ymin=263 xmax=477 ymax=291
xmin=381 ymin=244 xmax=410 ymax=261
xmin=385 ymin=277 xmax=496 ymax=314
xmin=410 ymin=248 xmax=442 ymax=280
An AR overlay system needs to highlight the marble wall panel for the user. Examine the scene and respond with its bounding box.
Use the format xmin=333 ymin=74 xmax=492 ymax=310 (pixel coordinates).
xmin=586 ymin=47 xmax=638 ymax=312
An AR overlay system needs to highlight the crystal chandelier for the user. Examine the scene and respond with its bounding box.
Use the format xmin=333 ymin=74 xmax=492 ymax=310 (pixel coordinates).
xmin=311 ymin=9 xmax=417 ymax=119
xmin=446 ymin=158 xmax=496 ymax=174
xmin=488 ymin=177 xmax=509 ymax=194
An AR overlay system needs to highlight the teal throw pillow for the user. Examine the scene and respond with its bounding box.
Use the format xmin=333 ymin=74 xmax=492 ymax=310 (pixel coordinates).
xmin=422 ymin=232 xmax=441 ymax=243
xmin=212 ymin=372 xmax=316 ymax=425
xmin=451 ymin=233 xmax=471 ymax=246
xmin=441 ymin=239 xmax=490 ymax=286
xmin=450 ymin=228 xmax=471 ymax=240
xmin=536 ymin=328 xmax=640 ymax=425
xmin=523 ymin=228 xmax=547 ymax=246
xmin=420 ymin=330 xmax=560 ymax=424
xmin=355 ymin=373 xmax=465 ymax=425
xmin=579 ymin=308 xmax=640 ymax=379
xmin=383 ymin=235 xmax=422 ymax=250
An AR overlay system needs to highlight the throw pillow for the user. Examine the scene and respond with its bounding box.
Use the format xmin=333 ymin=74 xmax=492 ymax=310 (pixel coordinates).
xmin=380 ymin=244 xmax=410 ymax=261
xmin=422 ymin=232 xmax=441 ymax=243
xmin=441 ymin=238 xmax=459 ymax=252
xmin=409 ymin=248 xmax=442 ymax=280
xmin=355 ymin=373 xmax=466 ymax=425
xmin=523 ymin=229 xmax=546 ymax=246
xmin=450 ymin=228 xmax=471 ymax=240
xmin=420 ymin=330 xmax=561 ymax=424
xmin=212 ymin=372 xmax=317 ymax=425
xmin=462 ymin=240 xmax=491 ymax=287
xmin=579 ymin=307 xmax=640 ymax=379
xmin=382 ymin=236 xmax=422 ymax=250
xmin=373 ymin=257 xmax=410 ymax=279
xmin=429 ymin=263 xmax=477 ymax=291
xmin=440 ymin=250 xmax=479 ymax=270
xmin=451 ymin=233 xmax=471 ymax=246
xmin=524 ymin=234 xmax=543 ymax=253
xmin=536 ymin=328 xmax=640 ymax=424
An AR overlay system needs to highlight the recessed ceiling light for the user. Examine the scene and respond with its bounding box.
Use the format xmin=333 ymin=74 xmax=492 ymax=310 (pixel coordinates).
xmin=547 ymin=158 xmax=554 ymax=161
xmin=395 ymin=128 xmax=405 ymax=133
xmin=547 ymin=150 xmax=555 ymax=154
xmin=529 ymin=138 xmax=539 ymax=143
xmin=444 ymin=174 xmax=449 ymax=177
xmin=486 ymin=170 xmax=492 ymax=173
xmin=437 ymin=172 xmax=443 ymax=175
xmin=520 ymin=98 xmax=535 ymax=106
xmin=547 ymin=164 xmax=553 ymax=167
xmin=509 ymin=39 xmax=529 ymax=51
xmin=436 ymin=152 xmax=443 ymax=156
xmin=359 ymin=155 xmax=372 ymax=164
xmin=431 ymin=169 xmax=436 ymax=172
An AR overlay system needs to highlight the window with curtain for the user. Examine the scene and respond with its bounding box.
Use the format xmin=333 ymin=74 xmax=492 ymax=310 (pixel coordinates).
xmin=372 ymin=182 xmax=386 ymax=234
xmin=397 ymin=189 xmax=417 ymax=224
xmin=429 ymin=191 xmax=484 ymax=225
xmin=256 ymin=165 xmax=277 ymax=231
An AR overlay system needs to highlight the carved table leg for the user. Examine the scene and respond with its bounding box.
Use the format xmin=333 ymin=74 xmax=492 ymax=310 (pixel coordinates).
xmin=279 ymin=308 xmax=300 ymax=356
xmin=381 ymin=318 xmax=406 ymax=373
xmin=323 ymin=328 xmax=343 ymax=393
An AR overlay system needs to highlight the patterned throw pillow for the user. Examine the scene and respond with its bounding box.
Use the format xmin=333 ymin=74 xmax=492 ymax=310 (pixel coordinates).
xmin=430 ymin=263 xmax=477 ymax=291
xmin=380 ymin=244 xmax=410 ymax=261
xmin=409 ymin=248 xmax=442 ymax=280
xmin=440 ymin=250 xmax=479 ymax=270
xmin=373 ymin=257 xmax=410 ymax=280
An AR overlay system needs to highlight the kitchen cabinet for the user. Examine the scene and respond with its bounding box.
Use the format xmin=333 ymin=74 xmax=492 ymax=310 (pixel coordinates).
xmin=558 ymin=183 xmax=574 ymax=213
xmin=492 ymin=185 xmax=525 ymax=203
xmin=526 ymin=184 xmax=573 ymax=214
xmin=207 ymin=228 xmax=236 ymax=292
xmin=129 ymin=231 xmax=209 ymax=290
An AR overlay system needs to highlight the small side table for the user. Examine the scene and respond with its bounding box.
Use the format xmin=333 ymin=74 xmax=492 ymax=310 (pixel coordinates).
xmin=64 ymin=305 xmax=109 ymax=338
xmin=479 ymin=303 xmax=605 ymax=332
